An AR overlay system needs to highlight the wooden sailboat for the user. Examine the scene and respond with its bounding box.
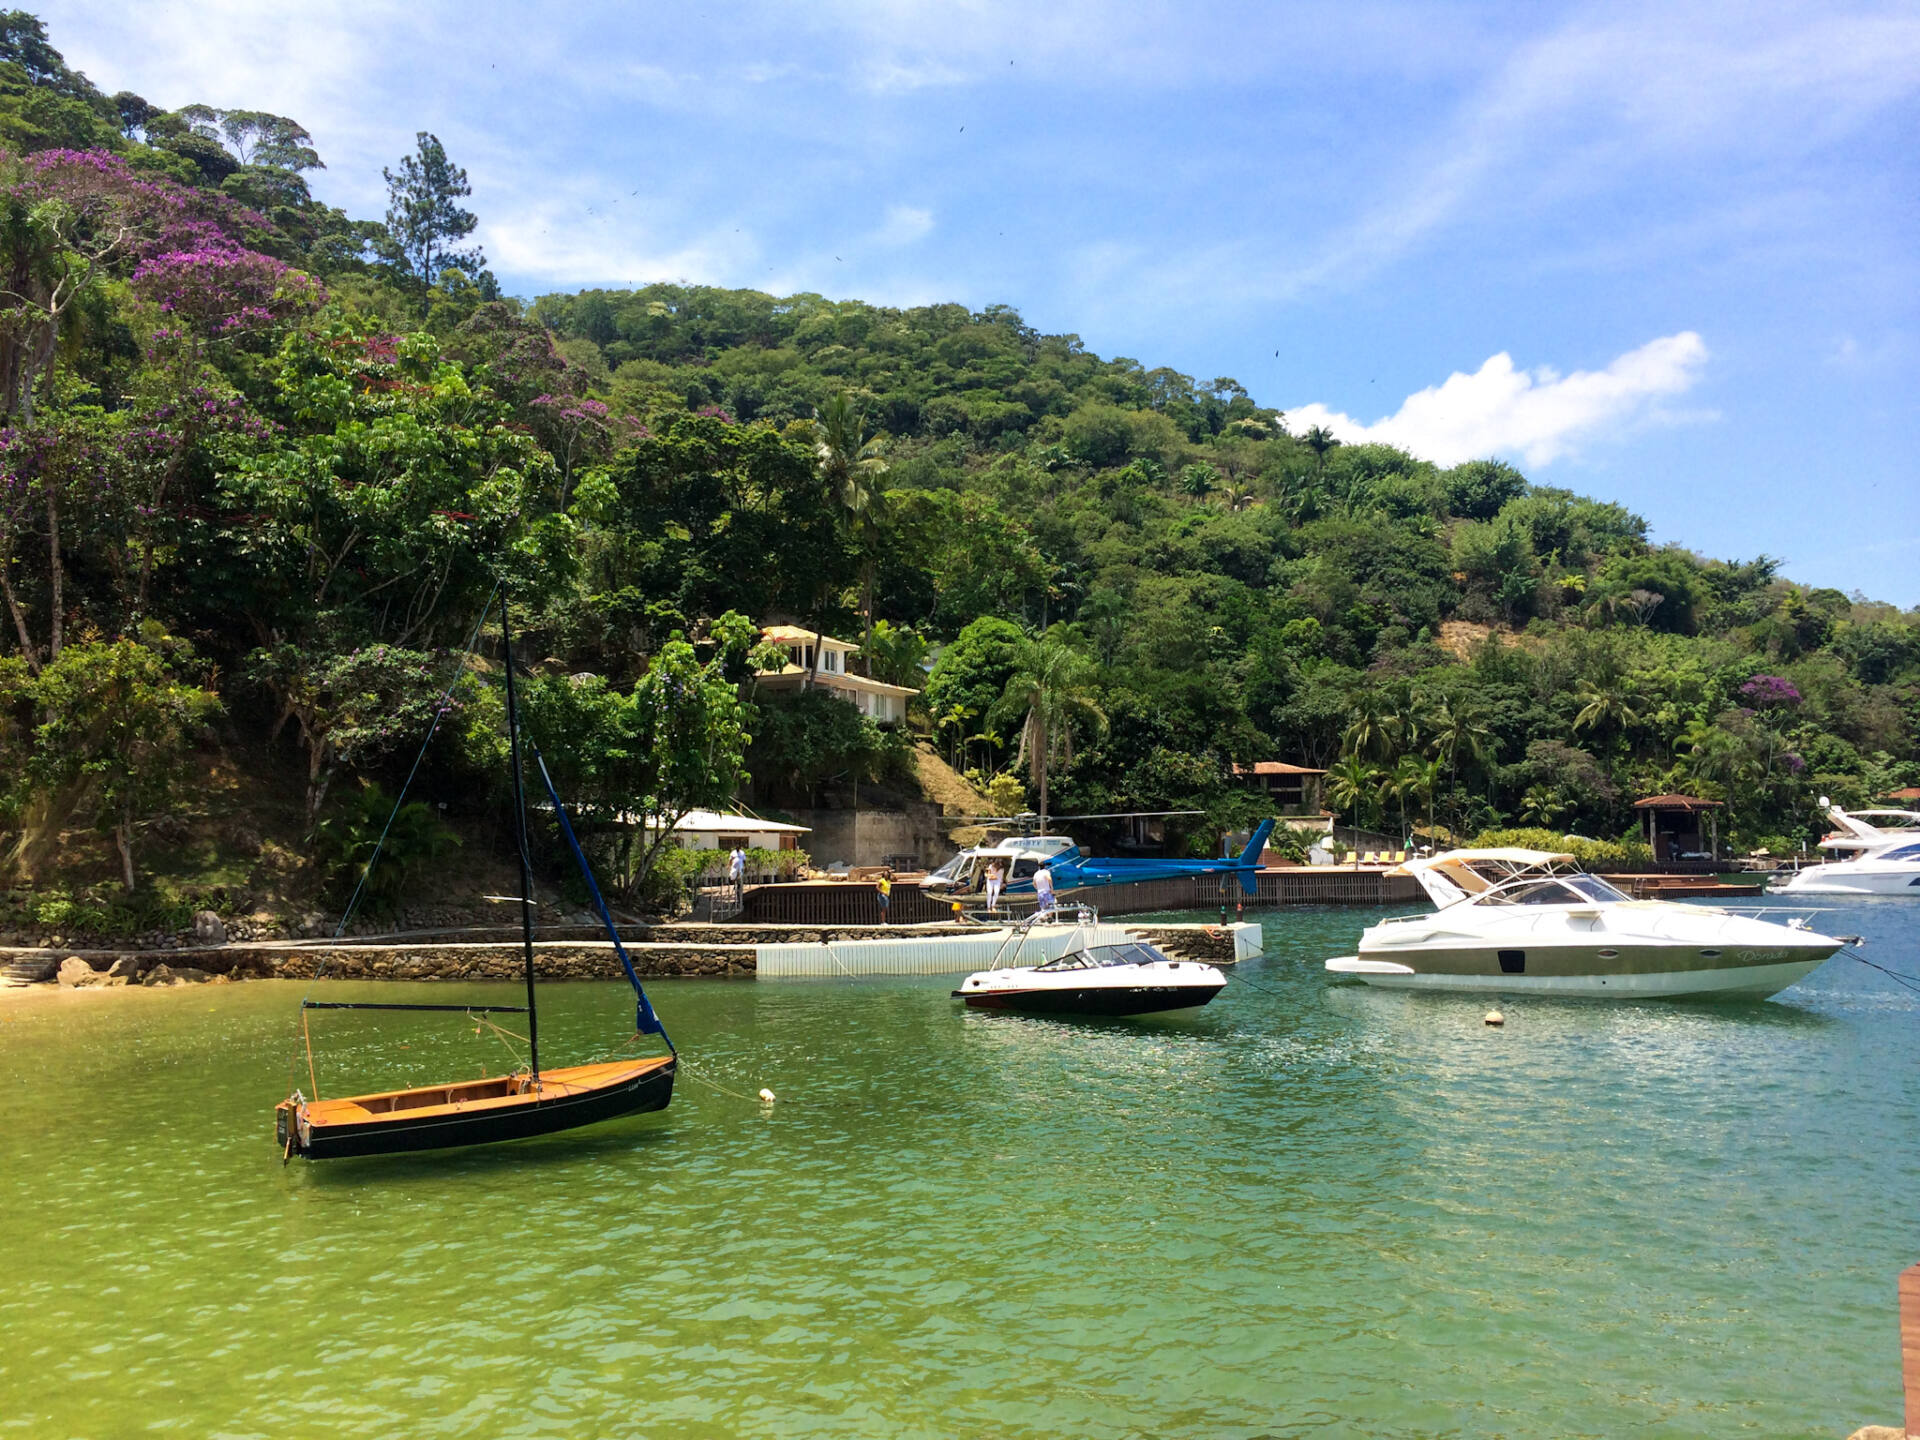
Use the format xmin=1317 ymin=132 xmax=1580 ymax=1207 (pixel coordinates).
xmin=276 ymin=598 xmax=676 ymax=1161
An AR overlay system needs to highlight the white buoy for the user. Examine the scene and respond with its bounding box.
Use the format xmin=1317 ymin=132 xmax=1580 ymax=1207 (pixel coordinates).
xmin=1484 ymin=1010 xmax=1505 ymax=1027
xmin=759 ymin=1088 xmax=777 ymax=1104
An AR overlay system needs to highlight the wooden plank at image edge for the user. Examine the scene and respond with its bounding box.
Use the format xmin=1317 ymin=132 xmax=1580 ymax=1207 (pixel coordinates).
xmin=1899 ymin=1262 xmax=1920 ymax=1437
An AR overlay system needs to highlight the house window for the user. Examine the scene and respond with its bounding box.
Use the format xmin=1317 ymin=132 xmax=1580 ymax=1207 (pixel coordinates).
xmin=719 ymin=835 xmax=748 ymax=850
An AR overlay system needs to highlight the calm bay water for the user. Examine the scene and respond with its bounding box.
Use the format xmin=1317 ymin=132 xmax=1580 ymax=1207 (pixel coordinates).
xmin=3 ymin=898 xmax=1918 ymax=1439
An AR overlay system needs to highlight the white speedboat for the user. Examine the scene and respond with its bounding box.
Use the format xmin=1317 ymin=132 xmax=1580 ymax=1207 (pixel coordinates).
xmin=1772 ymin=800 xmax=1920 ymax=896
xmin=954 ymin=925 xmax=1225 ymax=1016
xmin=1326 ymin=848 xmax=1843 ymax=999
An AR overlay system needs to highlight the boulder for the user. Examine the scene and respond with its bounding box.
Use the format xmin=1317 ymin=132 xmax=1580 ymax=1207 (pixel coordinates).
xmin=1844 ymin=1429 xmax=1904 ymax=1440
xmin=57 ymin=956 xmax=99 ymax=988
xmin=107 ymin=955 xmax=143 ymax=980
xmin=191 ymin=911 xmax=228 ymax=946
xmin=144 ymin=964 xmax=180 ymax=986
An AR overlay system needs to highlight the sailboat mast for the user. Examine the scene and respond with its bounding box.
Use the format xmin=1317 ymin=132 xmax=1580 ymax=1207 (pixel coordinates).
xmin=499 ymin=595 xmax=541 ymax=1084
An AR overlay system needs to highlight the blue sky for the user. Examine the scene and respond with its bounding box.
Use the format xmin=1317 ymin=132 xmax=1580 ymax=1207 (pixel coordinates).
xmin=51 ymin=0 xmax=1920 ymax=604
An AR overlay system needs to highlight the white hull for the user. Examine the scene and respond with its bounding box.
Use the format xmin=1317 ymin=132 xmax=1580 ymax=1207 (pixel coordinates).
xmin=1773 ymin=867 xmax=1920 ymax=897
xmin=1325 ymin=954 xmax=1829 ymax=999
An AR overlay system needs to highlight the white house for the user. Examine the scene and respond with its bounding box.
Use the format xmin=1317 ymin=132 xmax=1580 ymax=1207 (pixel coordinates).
xmin=753 ymin=625 xmax=917 ymax=725
xmin=659 ymin=809 xmax=811 ymax=852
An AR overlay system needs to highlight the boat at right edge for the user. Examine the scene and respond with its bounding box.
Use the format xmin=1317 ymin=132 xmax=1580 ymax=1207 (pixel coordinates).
xmin=1326 ymin=848 xmax=1846 ymax=1000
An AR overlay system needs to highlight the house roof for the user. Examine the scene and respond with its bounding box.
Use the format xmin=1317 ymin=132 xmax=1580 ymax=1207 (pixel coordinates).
xmin=1232 ymin=761 xmax=1327 ymax=777
xmin=1885 ymin=786 xmax=1920 ymax=801
xmin=1632 ymin=793 xmax=1725 ymax=810
xmin=754 ymin=668 xmax=918 ymax=696
xmin=761 ymin=624 xmax=857 ymax=650
xmin=668 ymin=809 xmax=811 ymax=834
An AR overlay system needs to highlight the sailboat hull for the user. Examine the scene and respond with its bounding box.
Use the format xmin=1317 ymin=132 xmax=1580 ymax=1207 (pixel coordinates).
xmin=278 ymin=1056 xmax=675 ymax=1160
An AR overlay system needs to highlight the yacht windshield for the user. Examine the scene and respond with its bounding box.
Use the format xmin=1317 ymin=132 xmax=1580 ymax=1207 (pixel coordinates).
xmin=1563 ymin=874 xmax=1629 ymax=902
xmin=1480 ymin=879 xmax=1586 ymax=906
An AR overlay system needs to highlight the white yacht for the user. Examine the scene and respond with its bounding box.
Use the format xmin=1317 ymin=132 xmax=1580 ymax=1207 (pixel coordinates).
xmin=1326 ymin=849 xmax=1844 ymax=999
xmin=1772 ymin=801 xmax=1920 ymax=896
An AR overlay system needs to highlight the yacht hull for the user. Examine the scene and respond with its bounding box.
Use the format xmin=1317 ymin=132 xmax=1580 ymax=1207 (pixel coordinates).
xmin=1326 ymin=951 xmax=1831 ymax=999
xmin=1773 ymin=868 xmax=1920 ymax=896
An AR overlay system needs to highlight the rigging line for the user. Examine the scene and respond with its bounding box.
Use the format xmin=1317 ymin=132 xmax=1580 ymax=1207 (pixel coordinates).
xmin=325 ymin=576 xmax=503 ymax=951
xmin=1841 ymin=948 xmax=1920 ymax=999
xmin=677 ymin=1056 xmax=781 ymax=1106
xmin=1223 ymin=968 xmax=1288 ymax=997
xmin=284 ymin=579 xmax=502 ymax=1090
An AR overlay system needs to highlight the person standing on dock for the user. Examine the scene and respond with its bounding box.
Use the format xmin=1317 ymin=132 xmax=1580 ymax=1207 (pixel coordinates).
xmin=1033 ymin=862 xmax=1055 ymax=917
xmin=985 ymin=859 xmax=1004 ymax=915
xmin=877 ymin=870 xmax=893 ymax=924
xmin=729 ymin=845 xmax=746 ymax=906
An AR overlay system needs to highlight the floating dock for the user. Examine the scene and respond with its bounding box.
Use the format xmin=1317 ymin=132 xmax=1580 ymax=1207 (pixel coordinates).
xmin=754 ymin=921 xmax=1263 ymax=978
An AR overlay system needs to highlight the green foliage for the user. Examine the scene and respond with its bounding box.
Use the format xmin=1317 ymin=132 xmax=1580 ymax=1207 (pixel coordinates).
xmin=981 ymin=772 xmax=1026 ymax=816
xmin=1 ymin=631 xmax=219 ymax=890
xmin=1469 ymin=827 xmax=1653 ymax=868
xmin=311 ymin=781 xmax=459 ymax=913
xmin=0 ymin=11 xmax=1905 ymax=897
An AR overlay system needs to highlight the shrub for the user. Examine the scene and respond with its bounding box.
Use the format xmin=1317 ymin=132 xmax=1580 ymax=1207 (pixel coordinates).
xmin=1469 ymin=826 xmax=1653 ymax=868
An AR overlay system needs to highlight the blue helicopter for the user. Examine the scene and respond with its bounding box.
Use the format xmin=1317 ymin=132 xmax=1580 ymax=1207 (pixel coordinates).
xmin=922 ymin=818 xmax=1275 ymax=898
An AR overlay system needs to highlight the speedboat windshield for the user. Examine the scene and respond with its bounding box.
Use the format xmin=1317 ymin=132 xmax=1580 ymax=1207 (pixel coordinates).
xmin=1478 ymin=874 xmax=1629 ymax=906
xmin=1035 ymin=941 xmax=1168 ymax=971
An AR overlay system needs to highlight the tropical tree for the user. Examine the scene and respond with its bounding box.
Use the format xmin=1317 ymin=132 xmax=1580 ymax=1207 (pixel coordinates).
xmin=1326 ymin=753 xmax=1385 ymax=833
xmin=1392 ymin=753 xmax=1441 ymax=845
xmin=992 ymin=637 xmax=1107 ymax=830
xmin=1178 ymin=462 xmax=1219 ymax=503
xmin=813 ymin=390 xmax=889 ymax=660
xmin=1426 ymin=695 xmax=1493 ymax=826
xmin=5 ymin=630 xmax=220 ymax=889
xmin=1572 ymin=677 xmax=1640 ymax=738
xmin=383 ymin=132 xmax=485 ymax=281
xmin=1343 ymin=691 xmax=1403 ymax=764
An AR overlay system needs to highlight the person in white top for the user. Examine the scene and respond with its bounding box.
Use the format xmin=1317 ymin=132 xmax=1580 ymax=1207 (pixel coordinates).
xmin=1032 ymin=863 xmax=1055 ymax=916
xmin=728 ymin=845 xmax=746 ymax=904
xmin=984 ymin=859 xmax=1004 ymax=914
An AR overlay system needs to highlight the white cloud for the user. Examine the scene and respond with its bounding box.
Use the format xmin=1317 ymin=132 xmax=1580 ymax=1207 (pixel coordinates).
xmin=1287 ymin=332 xmax=1710 ymax=468
xmin=874 ymin=204 xmax=934 ymax=247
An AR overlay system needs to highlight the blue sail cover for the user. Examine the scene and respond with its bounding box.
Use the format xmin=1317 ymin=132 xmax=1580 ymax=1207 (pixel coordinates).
xmin=532 ymin=751 xmax=673 ymax=1049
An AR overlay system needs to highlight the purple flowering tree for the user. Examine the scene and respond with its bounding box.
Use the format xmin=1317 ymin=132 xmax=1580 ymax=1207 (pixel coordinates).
xmin=1739 ymin=674 xmax=1802 ymax=708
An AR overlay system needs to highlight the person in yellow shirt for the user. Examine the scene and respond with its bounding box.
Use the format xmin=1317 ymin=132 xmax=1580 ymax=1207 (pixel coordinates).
xmin=876 ymin=870 xmax=892 ymax=924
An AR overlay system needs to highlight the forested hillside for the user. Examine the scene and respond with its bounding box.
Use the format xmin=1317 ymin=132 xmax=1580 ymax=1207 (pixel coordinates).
xmin=0 ymin=10 xmax=1913 ymax=924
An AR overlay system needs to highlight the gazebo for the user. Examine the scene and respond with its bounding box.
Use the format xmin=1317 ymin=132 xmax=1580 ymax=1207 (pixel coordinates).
xmin=1633 ymin=794 xmax=1723 ymax=862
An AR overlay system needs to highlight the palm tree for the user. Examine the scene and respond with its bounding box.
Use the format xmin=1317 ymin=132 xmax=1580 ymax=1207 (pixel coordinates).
xmin=1393 ymin=753 xmax=1441 ymax=848
xmin=814 ymin=391 xmax=889 ymax=667
xmin=992 ymin=638 xmax=1107 ymax=831
xmin=1326 ymin=753 xmax=1384 ymax=832
xmin=1343 ymin=692 xmax=1403 ymax=765
xmin=1178 ymin=462 xmax=1220 ymax=503
xmin=1301 ymin=424 xmax=1341 ymax=473
xmin=1572 ymin=678 xmax=1640 ymax=737
xmin=1219 ymin=484 xmax=1258 ymax=513
xmin=1425 ymin=696 xmax=1492 ymax=829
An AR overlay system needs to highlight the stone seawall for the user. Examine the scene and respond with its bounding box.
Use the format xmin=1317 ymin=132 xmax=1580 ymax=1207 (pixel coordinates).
xmin=6 ymin=919 xmax=1241 ymax=986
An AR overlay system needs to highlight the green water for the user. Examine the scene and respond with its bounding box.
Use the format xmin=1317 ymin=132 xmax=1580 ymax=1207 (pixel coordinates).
xmin=3 ymin=901 xmax=1918 ymax=1439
